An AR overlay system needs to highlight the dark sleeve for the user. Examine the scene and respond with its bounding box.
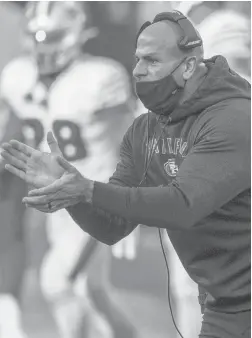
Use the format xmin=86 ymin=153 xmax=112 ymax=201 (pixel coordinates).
xmin=92 ymin=107 xmax=250 ymax=230
xmin=67 ymin=124 xmax=139 ymax=245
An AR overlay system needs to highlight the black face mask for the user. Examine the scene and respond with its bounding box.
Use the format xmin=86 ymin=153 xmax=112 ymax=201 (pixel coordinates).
xmin=135 ymin=57 xmax=187 ymax=115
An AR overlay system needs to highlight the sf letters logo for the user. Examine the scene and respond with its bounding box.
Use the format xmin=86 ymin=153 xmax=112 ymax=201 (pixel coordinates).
xmin=164 ymin=158 xmax=179 ymax=177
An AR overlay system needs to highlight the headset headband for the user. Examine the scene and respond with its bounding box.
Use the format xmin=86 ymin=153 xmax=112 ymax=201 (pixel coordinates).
xmin=136 ymin=11 xmax=202 ymax=50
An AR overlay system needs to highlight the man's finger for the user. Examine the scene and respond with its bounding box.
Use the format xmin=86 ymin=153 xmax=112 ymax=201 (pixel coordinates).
xmin=8 ymin=146 xmax=28 ymax=163
xmin=5 ymin=164 xmax=27 ymax=181
xmin=28 ymin=179 xmax=63 ymax=197
xmin=26 ymin=200 xmax=67 ymax=213
xmin=1 ymin=144 xmax=28 ymax=163
xmin=25 ymin=203 xmax=50 ymax=213
xmin=24 ymin=194 xmax=70 ymax=206
xmin=23 ymin=195 xmax=52 ymax=205
xmin=9 ymin=140 xmax=35 ymax=157
xmin=57 ymin=156 xmax=75 ymax=173
xmin=1 ymin=151 xmax=27 ymax=170
xmin=47 ymin=131 xmax=62 ymax=155
xmin=26 ymin=203 xmax=55 ymax=213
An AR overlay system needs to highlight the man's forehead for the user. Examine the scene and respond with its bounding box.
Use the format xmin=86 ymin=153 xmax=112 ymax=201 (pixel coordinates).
xmin=135 ymin=37 xmax=166 ymax=57
xmin=135 ymin=21 xmax=179 ymax=57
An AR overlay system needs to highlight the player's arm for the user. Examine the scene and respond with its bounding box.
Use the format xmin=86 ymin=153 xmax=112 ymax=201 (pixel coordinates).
xmin=0 ymin=102 xmax=28 ymax=238
xmin=66 ymin=124 xmax=140 ymax=245
xmin=68 ymin=236 xmax=99 ymax=282
xmin=0 ymin=101 xmax=11 ymax=172
xmin=0 ymin=103 xmax=24 ymax=173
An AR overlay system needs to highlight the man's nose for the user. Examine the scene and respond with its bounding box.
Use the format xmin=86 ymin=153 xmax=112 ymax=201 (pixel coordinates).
xmin=133 ymin=61 xmax=148 ymax=80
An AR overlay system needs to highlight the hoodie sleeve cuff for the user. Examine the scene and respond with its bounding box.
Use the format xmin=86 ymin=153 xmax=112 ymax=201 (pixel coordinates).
xmin=92 ymin=181 xmax=130 ymax=218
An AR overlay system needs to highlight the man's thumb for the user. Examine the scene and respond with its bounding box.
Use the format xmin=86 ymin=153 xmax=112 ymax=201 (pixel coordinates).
xmin=57 ymin=156 xmax=76 ymax=173
xmin=47 ymin=131 xmax=62 ymax=155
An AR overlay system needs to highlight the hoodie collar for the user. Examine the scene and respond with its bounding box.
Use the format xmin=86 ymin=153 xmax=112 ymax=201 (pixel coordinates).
xmin=166 ymin=55 xmax=250 ymax=123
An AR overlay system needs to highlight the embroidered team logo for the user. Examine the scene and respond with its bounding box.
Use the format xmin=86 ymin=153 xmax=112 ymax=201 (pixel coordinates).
xmin=164 ymin=158 xmax=179 ymax=177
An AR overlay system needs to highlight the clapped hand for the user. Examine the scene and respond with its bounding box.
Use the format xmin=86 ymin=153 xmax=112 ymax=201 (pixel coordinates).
xmin=1 ymin=131 xmax=64 ymax=188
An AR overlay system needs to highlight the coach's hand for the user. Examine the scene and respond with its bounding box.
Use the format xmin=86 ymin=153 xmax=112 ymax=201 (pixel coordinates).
xmin=23 ymin=156 xmax=94 ymax=213
xmin=1 ymin=131 xmax=64 ymax=188
xmin=1 ymin=131 xmax=94 ymax=213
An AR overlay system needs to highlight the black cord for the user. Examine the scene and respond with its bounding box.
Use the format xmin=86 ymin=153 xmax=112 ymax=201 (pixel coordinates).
xmin=158 ymin=228 xmax=185 ymax=338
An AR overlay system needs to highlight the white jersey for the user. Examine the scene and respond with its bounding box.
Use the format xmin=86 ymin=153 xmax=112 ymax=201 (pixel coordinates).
xmin=1 ymin=55 xmax=133 ymax=244
xmin=198 ymin=10 xmax=251 ymax=82
xmin=196 ymin=10 xmax=250 ymax=60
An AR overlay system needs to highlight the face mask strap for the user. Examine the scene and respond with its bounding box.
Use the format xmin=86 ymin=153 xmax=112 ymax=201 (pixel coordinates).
xmin=167 ymin=56 xmax=188 ymax=92
xmin=170 ymin=56 xmax=188 ymax=76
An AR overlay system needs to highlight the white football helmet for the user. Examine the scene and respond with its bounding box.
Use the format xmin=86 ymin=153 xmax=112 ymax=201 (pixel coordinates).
xmin=24 ymin=1 xmax=97 ymax=75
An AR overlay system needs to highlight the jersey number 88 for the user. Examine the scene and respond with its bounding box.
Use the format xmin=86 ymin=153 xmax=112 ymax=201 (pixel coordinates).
xmin=22 ymin=118 xmax=87 ymax=162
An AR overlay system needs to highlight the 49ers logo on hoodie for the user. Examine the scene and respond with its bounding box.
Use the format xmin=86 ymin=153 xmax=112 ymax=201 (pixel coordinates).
xmin=164 ymin=158 xmax=179 ymax=177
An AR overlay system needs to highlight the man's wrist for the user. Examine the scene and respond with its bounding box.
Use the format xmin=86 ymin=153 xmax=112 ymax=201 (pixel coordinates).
xmin=80 ymin=178 xmax=94 ymax=204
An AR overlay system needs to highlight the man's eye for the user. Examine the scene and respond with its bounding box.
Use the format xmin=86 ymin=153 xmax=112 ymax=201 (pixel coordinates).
xmin=150 ymin=59 xmax=158 ymax=65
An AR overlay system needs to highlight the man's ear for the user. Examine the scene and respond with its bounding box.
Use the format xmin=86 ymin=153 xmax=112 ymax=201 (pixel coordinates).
xmin=182 ymin=56 xmax=197 ymax=81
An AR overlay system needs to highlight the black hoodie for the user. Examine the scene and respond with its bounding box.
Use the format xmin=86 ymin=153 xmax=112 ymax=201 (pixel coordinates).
xmin=90 ymin=56 xmax=251 ymax=313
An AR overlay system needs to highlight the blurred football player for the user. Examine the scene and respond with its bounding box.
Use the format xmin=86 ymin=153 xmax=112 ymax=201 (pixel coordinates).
xmin=0 ymin=99 xmax=28 ymax=338
xmin=0 ymin=2 xmax=136 ymax=337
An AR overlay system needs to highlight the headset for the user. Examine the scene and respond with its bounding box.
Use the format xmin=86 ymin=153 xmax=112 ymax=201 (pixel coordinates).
xmin=136 ymin=11 xmax=203 ymax=338
xmin=136 ymin=10 xmax=202 ymax=50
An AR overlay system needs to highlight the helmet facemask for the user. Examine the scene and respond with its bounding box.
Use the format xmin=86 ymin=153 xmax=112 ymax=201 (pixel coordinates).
xmin=24 ymin=1 xmax=97 ymax=75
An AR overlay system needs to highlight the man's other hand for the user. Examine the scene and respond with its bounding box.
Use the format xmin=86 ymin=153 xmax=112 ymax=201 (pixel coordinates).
xmin=1 ymin=131 xmax=64 ymax=188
